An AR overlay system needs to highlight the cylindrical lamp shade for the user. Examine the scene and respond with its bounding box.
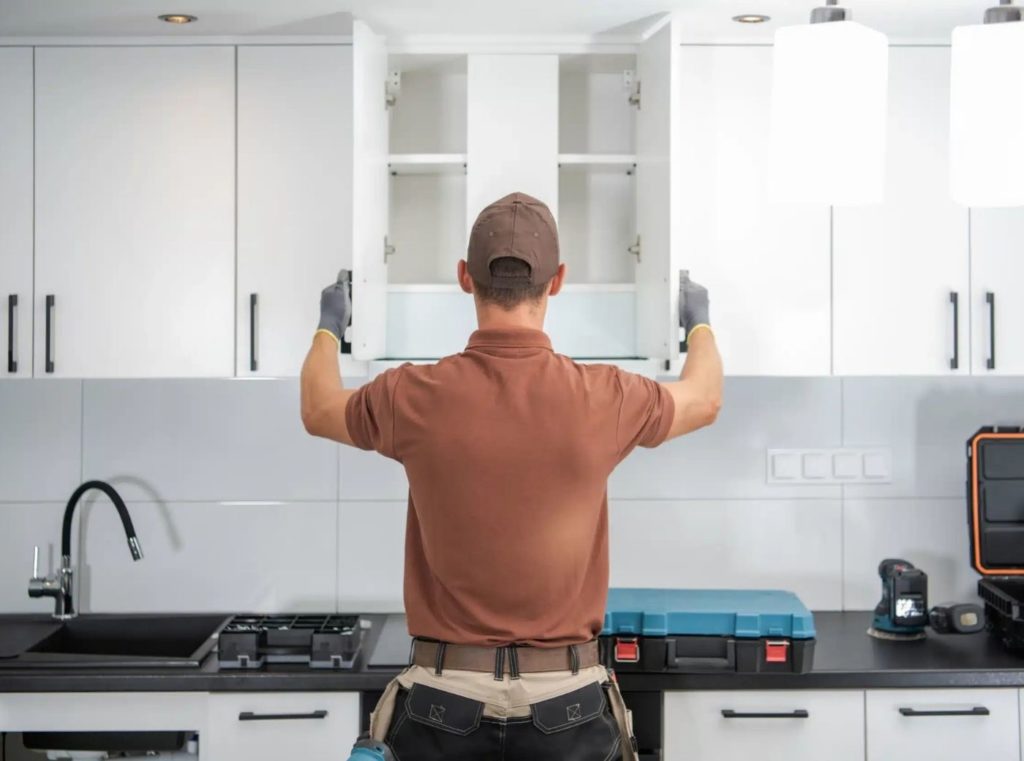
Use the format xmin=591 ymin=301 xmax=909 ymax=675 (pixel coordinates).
xmin=950 ymin=22 xmax=1024 ymax=207
xmin=769 ymin=21 xmax=889 ymax=205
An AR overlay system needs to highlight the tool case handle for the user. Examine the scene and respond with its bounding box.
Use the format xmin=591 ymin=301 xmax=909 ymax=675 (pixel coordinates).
xmin=666 ymin=638 xmax=736 ymax=672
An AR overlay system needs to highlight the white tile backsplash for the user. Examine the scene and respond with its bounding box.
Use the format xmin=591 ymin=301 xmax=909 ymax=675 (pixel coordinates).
xmin=610 ymin=378 xmax=843 ymax=500
xmin=0 ymin=376 xmax=1011 ymax=615
xmin=76 ymin=500 xmax=337 ymax=613
xmin=609 ymin=500 xmax=844 ymax=611
xmin=82 ymin=379 xmax=338 ymax=503
xmin=842 ymin=498 xmax=981 ymax=610
xmin=0 ymin=380 xmax=82 ymax=502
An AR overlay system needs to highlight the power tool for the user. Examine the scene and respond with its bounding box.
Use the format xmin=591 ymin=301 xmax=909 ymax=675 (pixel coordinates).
xmin=867 ymin=559 xmax=985 ymax=640
xmin=346 ymin=737 xmax=396 ymax=761
xmin=868 ymin=559 xmax=930 ymax=640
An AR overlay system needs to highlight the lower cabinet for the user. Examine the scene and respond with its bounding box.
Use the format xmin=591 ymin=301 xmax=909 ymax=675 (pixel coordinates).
xmin=664 ymin=690 xmax=865 ymax=761
xmin=204 ymin=692 xmax=361 ymax=761
xmin=866 ymin=689 xmax=1019 ymax=761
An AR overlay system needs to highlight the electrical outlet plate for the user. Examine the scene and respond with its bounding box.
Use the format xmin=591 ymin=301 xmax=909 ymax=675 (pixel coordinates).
xmin=767 ymin=448 xmax=893 ymax=484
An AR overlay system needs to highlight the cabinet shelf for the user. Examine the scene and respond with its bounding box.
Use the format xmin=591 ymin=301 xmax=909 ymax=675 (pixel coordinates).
xmin=558 ymin=153 xmax=637 ymax=172
xmin=389 ymin=153 xmax=467 ymax=175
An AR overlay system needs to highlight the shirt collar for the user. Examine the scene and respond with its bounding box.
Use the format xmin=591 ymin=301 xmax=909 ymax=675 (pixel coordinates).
xmin=466 ymin=328 xmax=553 ymax=352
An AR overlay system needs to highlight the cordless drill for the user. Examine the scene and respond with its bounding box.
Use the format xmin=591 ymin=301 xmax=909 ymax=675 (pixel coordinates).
xmin=347 ymin=737 xmax=396 ymax=761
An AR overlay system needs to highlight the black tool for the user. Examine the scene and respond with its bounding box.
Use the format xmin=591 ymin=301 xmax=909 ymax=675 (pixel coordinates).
xmin=929 ymin=602 xmax=985 ymax=635
xmin=868 ymin=559 xmax=929 ymax=641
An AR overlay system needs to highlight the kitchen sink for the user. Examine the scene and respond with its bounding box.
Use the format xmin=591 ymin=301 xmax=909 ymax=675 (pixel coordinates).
xmin=0 ymin=614 xmax=229 ymax=668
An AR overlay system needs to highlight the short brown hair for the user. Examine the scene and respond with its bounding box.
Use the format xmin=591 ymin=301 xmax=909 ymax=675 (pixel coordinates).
xmin=473 ymin=257 xmax=549 ymax=309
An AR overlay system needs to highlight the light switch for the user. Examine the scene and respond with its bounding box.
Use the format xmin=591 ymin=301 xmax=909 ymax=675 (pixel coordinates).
xmin=862 ymin=451 xmax=891 ymax=480
xmin=832 ymin=453 xmax=860 ymax=479
xmin=771 ymin=452 xmax=801 ymax=480
xmin=802 ymin=453 xmax=830 ymax=480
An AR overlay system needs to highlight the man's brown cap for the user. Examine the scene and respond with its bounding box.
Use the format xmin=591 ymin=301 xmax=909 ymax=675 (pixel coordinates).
xmin=467 ymin=192 xmax=559 ymax=287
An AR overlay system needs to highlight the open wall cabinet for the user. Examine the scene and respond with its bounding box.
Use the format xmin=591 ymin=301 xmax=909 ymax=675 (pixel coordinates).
xmin=350 ymin=19 xmax=682 ymax=365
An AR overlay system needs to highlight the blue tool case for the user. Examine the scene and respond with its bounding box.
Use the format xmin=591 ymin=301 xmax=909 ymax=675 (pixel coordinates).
xmin=600 ymin=588 xmax=816 ymax=674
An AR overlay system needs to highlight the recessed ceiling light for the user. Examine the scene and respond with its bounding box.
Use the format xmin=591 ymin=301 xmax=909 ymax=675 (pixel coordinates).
xmin=158 ymin=14 xmax=197 ymax=24
xmin=733 ymin=13 xmax=771 ymax=23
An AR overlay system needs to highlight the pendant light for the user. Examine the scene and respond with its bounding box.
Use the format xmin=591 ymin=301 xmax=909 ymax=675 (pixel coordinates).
xmin=950 ymin=1 xmax=1024 ymax=207
xmin=769 ymin=0 xmax=889 ymax=205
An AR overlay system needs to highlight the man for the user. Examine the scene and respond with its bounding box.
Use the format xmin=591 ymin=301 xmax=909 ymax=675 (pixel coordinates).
xmin=301 ymin=192 xmax=722 ymax=761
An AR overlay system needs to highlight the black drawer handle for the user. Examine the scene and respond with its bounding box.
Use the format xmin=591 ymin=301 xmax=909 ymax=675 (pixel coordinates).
xmin=722 ymin=710 xmax=809 ymax=719
xmin=7 ymin=294 xmax=16 ymax=373
xmin=238 ymin=710 xmax=328 ymax=722
xmin=45 ymin=294 xmax=55 ymax=374
xmin=899 ymin=707 xmax=989 ymax=718
xmin=986 ymin=291 xmax=996 ymax=371
xmin=249 ymin=293 xmax=259 ymax=372
xmin=949 ymin=291 xmax=959 ymax=371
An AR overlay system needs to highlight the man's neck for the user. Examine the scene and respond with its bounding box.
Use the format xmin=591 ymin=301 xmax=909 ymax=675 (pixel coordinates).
xmin=474 ymin=304 xmax=546 ymax=332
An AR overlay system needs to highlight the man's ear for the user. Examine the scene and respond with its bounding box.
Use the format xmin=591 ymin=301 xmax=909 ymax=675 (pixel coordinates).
xmin=457 ymin=260 xmax=474 ymax=294
xmin=548 ymin=263 xmax=567 ymax=297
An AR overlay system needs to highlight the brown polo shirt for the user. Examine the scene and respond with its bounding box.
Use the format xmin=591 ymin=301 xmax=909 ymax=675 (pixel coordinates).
xmin=345 ymin=328 xmax=675 ymax=647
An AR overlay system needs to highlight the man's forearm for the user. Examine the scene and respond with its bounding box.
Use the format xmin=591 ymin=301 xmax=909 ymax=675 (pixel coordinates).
xmin=300 ymin=332 xmax=355 ymax=444
xmin=680 ymin=328 xmax=723 ymax=407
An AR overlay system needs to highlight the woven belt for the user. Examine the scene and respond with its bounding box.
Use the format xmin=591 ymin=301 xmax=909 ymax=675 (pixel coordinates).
xmin=411 ymin=639 xmax=600 ymax=678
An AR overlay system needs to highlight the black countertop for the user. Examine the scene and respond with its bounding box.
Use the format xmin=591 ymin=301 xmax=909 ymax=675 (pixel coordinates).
xmin=1 ymin=611 xmax=1023 ymax=693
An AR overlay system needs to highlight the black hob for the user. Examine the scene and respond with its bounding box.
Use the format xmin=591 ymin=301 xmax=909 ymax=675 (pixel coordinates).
xmin=216 ymin=614 xmax=363 ymax=670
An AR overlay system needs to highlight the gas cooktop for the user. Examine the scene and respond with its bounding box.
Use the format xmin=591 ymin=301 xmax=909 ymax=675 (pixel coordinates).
xmin=216 ymin=614 xmax=364 ymax=670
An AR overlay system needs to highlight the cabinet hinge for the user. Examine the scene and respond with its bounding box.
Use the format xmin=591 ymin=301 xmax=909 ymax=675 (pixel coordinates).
xmin=624 ymin=70 xmax=641 ymax=109
xmin=627 ymin=235 xmax=641 ymax=262
xmin=384 ymin=235 xmax=396 ymax=263
xmin=385 ymin=71 xmax=401 ymax=109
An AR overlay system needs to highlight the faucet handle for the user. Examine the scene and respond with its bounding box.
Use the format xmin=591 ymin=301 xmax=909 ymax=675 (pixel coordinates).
xmin=32 ymin=545 xmax=40 ymax=579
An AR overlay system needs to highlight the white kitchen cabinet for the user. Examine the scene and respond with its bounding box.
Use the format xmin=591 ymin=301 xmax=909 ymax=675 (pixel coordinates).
xmin=205 ymin=692 xmax=360 ymax=761
xmin=833 ymin=47 xmax=969 ymax=376
xmin=970 ymin=208 xmax=1024 ymax=375
xmin=0 ymin=47 xmax=33 ymax=378
xmin=867 ymin=689 xmax=1019 ymax=761
xmin=34 ymin=46 xmax=235 ymax=378
xmin=664 ymin=690 xmax=865 ymax=761
xmin=353 ymin=21 xmax=679 ymax=363
xmin=0 ymin=692 xmax=207 ymax=732
xmin=236 ymin=45 xmax=353 ymax=377
xmin=677 ymin=46 xmax=831 ymax=376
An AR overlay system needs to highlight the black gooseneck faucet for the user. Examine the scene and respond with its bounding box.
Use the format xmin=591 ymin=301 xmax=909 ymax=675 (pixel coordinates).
xmin=29 ymin=480 xmax=144 ymax=619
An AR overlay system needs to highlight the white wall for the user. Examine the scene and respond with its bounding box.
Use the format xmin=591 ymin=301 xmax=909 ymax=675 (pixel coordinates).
xmin=2 ymin=375 xmax=1018 ymax=615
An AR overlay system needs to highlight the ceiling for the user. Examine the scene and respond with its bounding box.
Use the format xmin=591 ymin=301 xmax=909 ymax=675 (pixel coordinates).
xmin=0 ymin=0 xmax=1002 ymax=43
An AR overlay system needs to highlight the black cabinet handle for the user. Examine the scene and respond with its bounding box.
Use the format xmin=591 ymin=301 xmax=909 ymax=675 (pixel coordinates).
xmin=722 ymin=710 xmax=809 ymax=719
xmin=238 ymin=710 xmax=328 ymax=722
xmin=7 ymin=294 xmax=16 ymax=374
xmin=249 ymin=293 xmax=258 ymax=372
xmin=949 ymin=291 xmax=959 ymax=371
xmin=341 ymin=271 xmax=352 ymax=355
xmin=986 ymin=292 xmax=996 ymax=371
xmin=899 ymin=706 xmax=989 ymax=718
xmin=45 ymin=295 xmax=55 ymax=374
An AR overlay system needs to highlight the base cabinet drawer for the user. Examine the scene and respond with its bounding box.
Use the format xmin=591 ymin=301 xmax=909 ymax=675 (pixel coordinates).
xmin=867 ymin=689 xmax=1019 ymax=761
xmin=205 ymin=692 xmax=359 ymax=761
xmin=664 ymin=690 xmax=864 ymax=761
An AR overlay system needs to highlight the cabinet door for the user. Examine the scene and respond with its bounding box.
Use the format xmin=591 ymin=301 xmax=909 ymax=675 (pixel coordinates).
xmin=205 ymin=692 xmax=360 ymax=761
xmin=867 ymin=689 xmax=1019 ymax=761
xmin=466 ymin=54 xmax=559 ymax=224
xmin=677 ymin=46 xmax=831 ymax=375
xmin=0 ymin=48 xmax=33 ymax=378
xmin=352 ymin=20 xmax=390 ymax=360
xmin=34 ymin=47 xmax=235 ymax=378
xmin=635 ymin=17 xmax=681 ymax=362
xmin=833 ymin=47 xmax=969 ymax=376
xmin=665 ymin=690 xmax=865 ymax=761
xmin=237 ymin=45 xmax=353 ymax=377
xmin=970 ymin=208 xmax=1024 ymax=375
xmin=0 ymin=692 xmax=207 ymax=732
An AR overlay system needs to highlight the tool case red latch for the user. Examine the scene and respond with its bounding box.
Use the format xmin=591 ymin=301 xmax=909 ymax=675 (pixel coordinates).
xmin=765 ymin=640 xmax=789 ymax=664
xmin=614 ymin=637 xmax=640 ymax=663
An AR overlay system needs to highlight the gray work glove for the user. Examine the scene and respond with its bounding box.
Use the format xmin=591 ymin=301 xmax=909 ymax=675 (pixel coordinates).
xmin=679 ymin=270 xmax=711 ymax=337
xmin=316 ymin=269 xmax=352 ymax=347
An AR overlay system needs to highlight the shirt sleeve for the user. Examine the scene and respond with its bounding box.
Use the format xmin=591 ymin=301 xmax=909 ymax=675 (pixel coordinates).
xmin=344 ymin=367 xmax=405 ymax=460
xmin=614 ymin=369 xmax=676 ymax=459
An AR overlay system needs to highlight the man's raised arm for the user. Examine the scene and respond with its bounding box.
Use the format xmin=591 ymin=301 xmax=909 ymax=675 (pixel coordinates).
xmin=300 ymin=271 xmax=357 ymax=445
xmin=660 ymin=273 xmax=724 ymax=440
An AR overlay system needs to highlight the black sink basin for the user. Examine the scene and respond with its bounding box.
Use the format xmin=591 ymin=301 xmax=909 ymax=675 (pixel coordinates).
xmin=1 ymin=614 xmax=229 ymax=668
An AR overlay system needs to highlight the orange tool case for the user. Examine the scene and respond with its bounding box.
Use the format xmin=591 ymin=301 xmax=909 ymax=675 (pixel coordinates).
xmin=968 ymin=427 xmax=1024 ymax=649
